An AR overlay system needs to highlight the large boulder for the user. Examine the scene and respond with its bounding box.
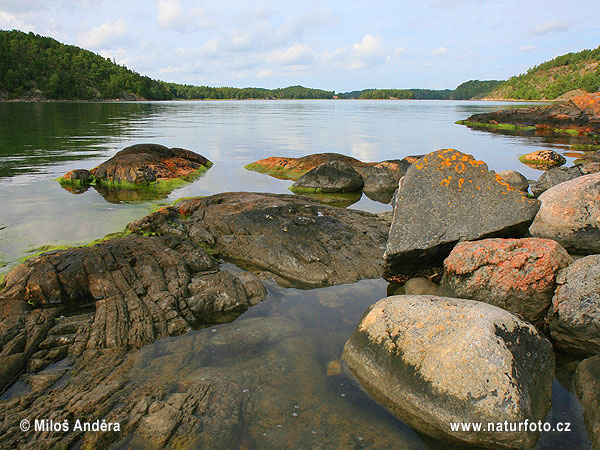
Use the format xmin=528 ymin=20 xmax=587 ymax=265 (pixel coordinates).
xmin=498 ymin=169 xmax=529 ymax=192
xmin=529 ymin=172 xmax=600 ymax=254
xmin=548 ymin=255 xmax=600 ymax=355
xmin=342 ymin=295 xmax=555 ymax=449
xmin=530 ymin=166 xmax=586 ymax=197
xmin=574 ymin=355 xmax=600 ymax=449
xmin=58 ymin=143 xmax=212 ymax=187
xmin=128 ymin=192 xmax=389 ymax=287
xmin=441 ymin=238 xmax=572 ymax=322
xmin=291 ymin=161 xmax=364 ymax=193
xmin=384 ymin=149 xmax=540 ymax=275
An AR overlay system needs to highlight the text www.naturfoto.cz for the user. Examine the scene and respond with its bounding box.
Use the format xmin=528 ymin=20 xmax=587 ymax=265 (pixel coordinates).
xmin=450 ymin=421 xmax=571 ymax=433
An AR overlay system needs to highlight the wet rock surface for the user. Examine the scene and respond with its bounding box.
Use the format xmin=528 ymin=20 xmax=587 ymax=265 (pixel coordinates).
xmin=384 ymin=149 xmax=540 ymax=276
xmin=529 ymin=172 xmax=600 ymax=254
xmin=291 ymin=160 xmax=364 ymax=193
xmin=59 ymin=143 xmax=212 ymax=187
xmin=549 ymin=255 xmax=600 ymax=355
xmin=574 ymin=355 xmax=600 ymax=450
xmin=128 ymin=192 xmax=390 ymax=287
xmin=342 ymin=295 xmax=555 ymax=449
xmin=0 ymin=234 xmax=266 ymax=394
xmin=464 ymin=93 xmax=600 ymax=134
xmin=441 ymin=238 xmax=572 ymax=322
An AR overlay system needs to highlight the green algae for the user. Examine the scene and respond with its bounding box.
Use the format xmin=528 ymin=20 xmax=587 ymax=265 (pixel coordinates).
xmin=456 ymin=120 xmax=593 ymax=136
xmin=244 ymin=162 xmax=307 ymax=181
xmin=518 ymin=155 xmax=564 ymax=166
xmin=571 ymin=144 xmax=600 ymax=151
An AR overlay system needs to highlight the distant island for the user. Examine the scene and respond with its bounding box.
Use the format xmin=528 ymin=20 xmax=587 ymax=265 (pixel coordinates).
xmin=0 ymin=29 xmax=598 ymax=102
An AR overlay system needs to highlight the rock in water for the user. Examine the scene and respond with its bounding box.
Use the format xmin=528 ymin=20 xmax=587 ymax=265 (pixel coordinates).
xmin=529 ymin=172 xmax=600 ymax=254
xmin=342 ymin=295 xmax=554 ymax=449
xmin=291 ymin=160 xmax=364 ymax=193
xmin=548 ymin=255 xmax=600 ymax=355
xmin=519 ymin=150 xmax=566 ymax=167
xmin=58 ymin=143 xmax=212 ymax=187
xmin=574 ymin=356 xmax=600 ymax=449
xmin=384 ymin=149 xmax=540 ymax=275
xmin=441 ymin=238 xmax=572 ymax=322
xmin=128 ymin=192 xmax=389 ymax=287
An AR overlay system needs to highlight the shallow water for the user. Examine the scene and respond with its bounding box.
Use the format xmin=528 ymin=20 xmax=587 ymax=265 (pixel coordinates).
xmin=0 ymin=100 xmax=592 ymax=448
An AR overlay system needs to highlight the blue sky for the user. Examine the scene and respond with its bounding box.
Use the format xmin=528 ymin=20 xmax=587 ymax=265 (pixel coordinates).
xmin=1 ymin=0 xmax=599 ymax=92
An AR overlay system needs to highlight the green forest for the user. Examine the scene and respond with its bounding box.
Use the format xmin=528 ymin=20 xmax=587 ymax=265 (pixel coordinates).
xmin=0 ymin=30 xmax=333 ymax=100
xmin=489 ymin=45 xmax=600 ymax=100
xmin=339 ymin=80 xmax=503 ymax=100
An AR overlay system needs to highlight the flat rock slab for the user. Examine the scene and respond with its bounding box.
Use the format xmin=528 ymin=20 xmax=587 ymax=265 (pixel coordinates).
xmin=128 ymin=192 xmax=390 ymax=288
xmin=464 ymin=93 xmax=600 ymax=134
xmin=441 ymin=238 xmax=572 ymax=322
xmin=529 ymin=172 xmax=600 ymax=254
xmin=60 ymin=143 xmax=212 ymax=187
xmin=342 ymin=295 xmax=554 ymax=449
xmin=384 ymin=149 xmax=540 ymax=275
xmin=549 ymin=255 xmax=600 ymax=355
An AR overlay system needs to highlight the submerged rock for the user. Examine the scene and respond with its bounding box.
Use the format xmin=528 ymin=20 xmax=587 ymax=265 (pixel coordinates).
xmin=0 ymin=234 xmax=266 ymax=392
xmin=529 ymin=172 xmax=600 ymax=254
xmin=462 ymin=93 xmax=600 ymax=134
xmin=128 ymin=192 xmax=390 ymax=287
xmin=441 ymin=238 xmax=572 ymax=322
xmin=342 ymin=295 xmax=554 ymax=449
xmin=58 ymin=143 xmax=212 ymax=189
xmin=291 ymin=160 xmax=364 ymax=193
xmin=384 ymin=149 xmax=540 ymax=276
xmin=548 ymin=255 xmax=600 ymax=355
xmin=574 ymin=355 xmax=600 ymax=449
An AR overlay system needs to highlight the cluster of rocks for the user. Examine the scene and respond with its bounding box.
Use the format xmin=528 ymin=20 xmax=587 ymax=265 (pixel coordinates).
xmin=246 ymin=152 xmax=420 ymax=203
xmin=339 ymin=148 xmax=600 ymax=448
xmin=462 ymin=92 xmax=600 ymax=135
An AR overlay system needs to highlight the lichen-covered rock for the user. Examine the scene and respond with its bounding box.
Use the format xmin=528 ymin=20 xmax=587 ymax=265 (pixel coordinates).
xmin=574 ymin=355 xmax=600 ymax=450
xmin=128 ymin=192 xmax=389 ymax=287
xmin=58 ymin=143 xmax=212 ymax=187
xmin=342 ymin=295 xmax=554 ymax=449
xmin=441 ymin=238 xmax=572 ymax=321
xmin=291 ymin=161 xmax=364 ymax=193
xmin=519 ymin=150 xmax=566 ymax=167
xmin=548 ymin=255 xmax=600 ymax=355
xmin=529 ymin=172 xmax=600 ymax=254
xmin=384 ymin=149 xmax=540 ymax=276
xmin=498 ymin=169 xmax=529 ymax=192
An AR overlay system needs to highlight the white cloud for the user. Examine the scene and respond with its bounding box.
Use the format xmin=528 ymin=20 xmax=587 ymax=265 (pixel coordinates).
xmin=268 ymin=44 xmax=317 ymax=66
xmin=346 ymin=34 xmax=387 ymax=70
xmin=79 ymin=19 xmax=127 ymax=49
xmin=431 ymin=46 xmax=449 ymax=56
xmin=256 ymin=69 xmax=274 ymax=78
xmin=518 ymin=45 xmax=537 ymax=52
xmin=157 ymin=0 xmax=182 ymax=29
xmin=530 ymin=20 xmax=570 ymax=35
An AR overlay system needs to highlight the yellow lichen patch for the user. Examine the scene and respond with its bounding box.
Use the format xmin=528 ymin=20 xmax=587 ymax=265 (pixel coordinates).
xmin=495 ymin=173 xmax=514 ymax=191
xmin=326 ymin=360 xmax=342 ymax=376
xmin=455 ymin=162 xmax=465 ymax=173
xmin=458 ymin=178 xmax=465 ymax=188
xmin=440 ymin=176 xmax=453 ymax=187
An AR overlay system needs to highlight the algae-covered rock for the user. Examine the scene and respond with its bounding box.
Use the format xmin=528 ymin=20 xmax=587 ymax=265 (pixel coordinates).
xmin=291 ymin=160 xmax=364 ymax=193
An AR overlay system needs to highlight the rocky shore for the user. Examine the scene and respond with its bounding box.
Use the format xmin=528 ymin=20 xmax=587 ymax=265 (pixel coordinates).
xmin=2 ymin=143 xmax=600 ymax=448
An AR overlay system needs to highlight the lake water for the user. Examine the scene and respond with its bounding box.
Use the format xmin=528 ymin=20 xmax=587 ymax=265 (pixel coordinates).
xmin=0 ymin=100 xmax=592 ymax=448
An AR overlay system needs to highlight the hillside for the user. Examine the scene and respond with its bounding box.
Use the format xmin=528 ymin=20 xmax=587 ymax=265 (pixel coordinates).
xmin=0 ymin=30 xmax=333 ymax=100
xmin=338 ymin=80 xmax=503 ymax=100
xmin=489 ymin=46 xmax=600 ymax=100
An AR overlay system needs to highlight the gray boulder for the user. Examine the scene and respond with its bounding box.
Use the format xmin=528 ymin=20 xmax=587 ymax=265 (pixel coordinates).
xmin=574 ymin=355 xmax=600 ymax=450
xmin=530 ymin=166 xmax=584 ymax=197
xmin=342 ymin=295 xmax=554 ymax=449
xmin=291 ymin=161 xmax=364 ymax=193
xmin=529 ymin=172 xmax=600 ymax=254
xmin=384 ymin=149 xmax=540 ymax=275
xmin=548 ymin=255 xmax=600 ymax=355
xmin=498 ymin=169 xmax=529 ymax=192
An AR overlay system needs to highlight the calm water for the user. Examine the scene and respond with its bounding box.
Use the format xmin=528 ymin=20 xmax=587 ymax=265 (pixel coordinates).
xmin=0 ymin=100 xmax=591 ymax=448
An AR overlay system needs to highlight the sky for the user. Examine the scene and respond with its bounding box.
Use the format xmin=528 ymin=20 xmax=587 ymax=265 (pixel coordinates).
xmin=0 ymin=0 xmax=599 ymax=92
